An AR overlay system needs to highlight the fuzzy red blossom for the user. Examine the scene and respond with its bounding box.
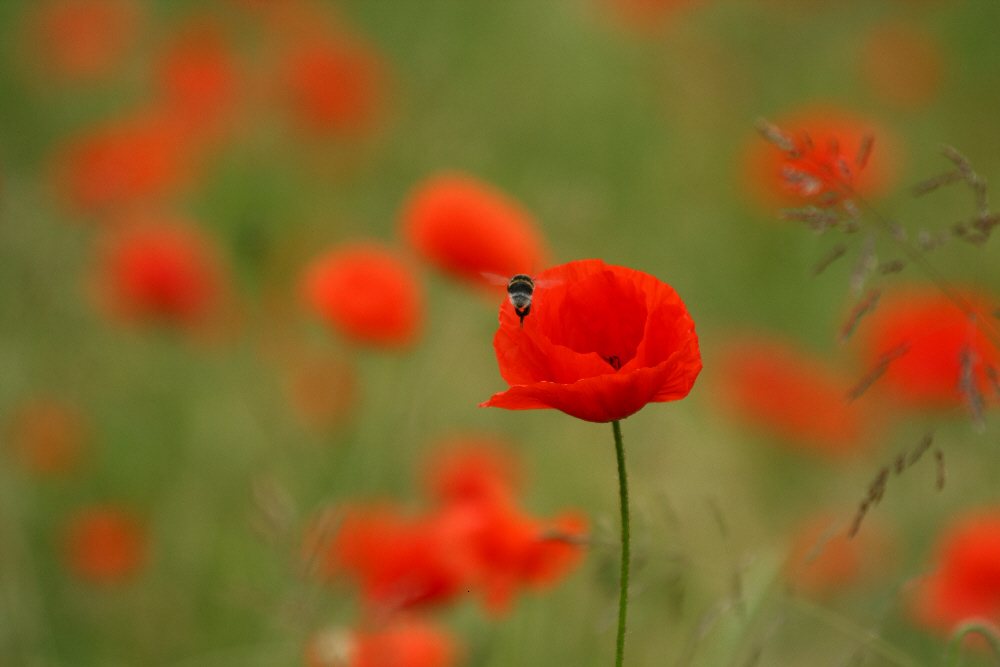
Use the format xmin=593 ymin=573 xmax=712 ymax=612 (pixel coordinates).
xmin=784 ymin=514 xmax=892 ymax=598
xmin=63 ymin=504 xmax=146 ymax=583
xmin=156 ymin=20 xmax=241 ymax=142
xmin=481 ymin=259 xmax=701 ymax=423
xmin=283 ymin=37 xmax=385 ymax=137
xmin=305 ymin=621 xmax=458 ymax=667
xmin=54 ymin=112 xmax=190 ymax=213
xmin=744 ymin=107 xmax=898 ymax=211
xmin=30 ymin=0 xmax=139 ymax=82
xmin=715 ymin=337 xmax=873 ymax=457
xmin=424 ymin=437 xmax=522 ymax=507
xmin=860 ymin=288 xmax=999 ymax=409
xmin=912 ymin=510 xmax=1000 ymax=633
xmin=94 ymin=220 xmax=228 ymax=329
xmin=6 ymin=398 xmax=88 ymax=475
xmin=401 ymin=174 xmax=547 ymax=289
xmin=300 ymin=244 xmax=423 ymax=348
xmin=318 ymin=505 xmax=469 ymax=615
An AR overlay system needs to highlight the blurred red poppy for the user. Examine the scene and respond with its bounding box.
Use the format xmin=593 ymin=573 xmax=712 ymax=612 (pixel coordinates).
xmin=715 ymin=337 xmax=872 ymax=457
xmin=860 ymin=22 xmax=945 ymax=109
xmin=93 ymin=220 xmax=228 ymax=330
xmin=480 ymin=259 xmax=701 ymax=423
xmin=401 ymin=174 xmax=547 ymax=289
xmin=318 ymin=504 xmax=468 ymax=615
xmin=30 ymin=0 xmax=139 ymax=82
xmin=423 ymin=436 xmax=522 ymax=507
xmin=912 ymin=510 xmax=1000 ymax=633
xmin=300 ymin=244 xmax=423 ymax=348
xmin=784 ymin=513 xmax=892 ymax=598
xmin=305 ymin=621 xmax=458 ymax=667
xmin=54 ymin=111 xmax=190 ymax=214
xmin=156 ymin=19 xmax=241 ymax=143
xmin=6 ymin=397 xmax=88 ymax=475
xmin=63 ymin=504 xmax=146 ymax=583
xmin=860 ymin=288 xmax=999 ymax=409
xmin=283 ymin=37 xmax=385 ymax=137
xmin=742 ymin=106 xmax=898 ymax=211
xmin=606 ymin=0 xmax=701 ymax=28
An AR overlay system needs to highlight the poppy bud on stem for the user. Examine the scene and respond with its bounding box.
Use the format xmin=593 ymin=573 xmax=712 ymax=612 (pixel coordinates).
xmin=612 ymin=420 xmax=630 ymax=667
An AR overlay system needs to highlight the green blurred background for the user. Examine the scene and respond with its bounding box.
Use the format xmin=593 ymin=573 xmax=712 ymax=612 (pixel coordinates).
xmin=3 ymin=0 xmax=1000 ymax=665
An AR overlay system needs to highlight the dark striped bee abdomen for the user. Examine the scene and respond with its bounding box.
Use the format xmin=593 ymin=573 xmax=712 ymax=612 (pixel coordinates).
xmin=507 ymin=274 xmax=535 ymax=328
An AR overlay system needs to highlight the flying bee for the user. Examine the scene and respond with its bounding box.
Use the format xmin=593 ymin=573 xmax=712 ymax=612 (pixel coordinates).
xmin=482 ymin=272 xmax=558 ymax=328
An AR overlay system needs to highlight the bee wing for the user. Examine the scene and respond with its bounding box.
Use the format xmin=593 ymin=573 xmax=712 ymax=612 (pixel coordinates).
xmin=480 ymin=272 xmax=511 ymax=286
xmin=533 ymin=278 xmax=563 ymax=289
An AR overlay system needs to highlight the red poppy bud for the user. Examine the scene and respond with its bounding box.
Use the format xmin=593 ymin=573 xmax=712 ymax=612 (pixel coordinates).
xmin=401 ymin=174 xmax=547 ymax=288
xmin=480 ymin=259 xmax=701 ymax=423
xmin=62 ymin=504 xmax=147 ymax=583
xmin=300 ymin=244 xmax=423 ymax=348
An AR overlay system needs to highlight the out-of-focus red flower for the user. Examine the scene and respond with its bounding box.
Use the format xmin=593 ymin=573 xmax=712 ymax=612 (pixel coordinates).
xmin=860 ymin=288 xmax=999 ymax=409
xmin=715 ymin=337 xmax=872 ymax=457
xmin=54 ymin=112 xmax=190 ymax=214
xmin=300 ymin=244 xmax=423 ymax=349
xmin=784 ymin=514 xmax=892 ymax=598
xmin=283 ymin=37 xmax=385 ymax=137
xmin=305 ymin=621 xmax=458 ymax=667
xmin=63 ymin=504 xmax=146 ymax=583
xmin=30 ymin=0 xmax=139 ymax=81
xmin=6 ymin=398 xmax=88 ymax=475
xmin=156 ymin=20 xmax=241 ymax=142
xmin=606 ymin=0 xmax=701 ymax=28
xmin=742 ymin=106 xmax=898 ymax=211
xmin=480 ymin=259 xmax=701 ymax=423
xmin=401 ymin=174 xmax=547 ymax=289
xmin=860 ymin=22 xmax=945 ymax=109
xmin=283 ymin=349 xmax=357 ymax=431
xmin=912 ymin=510 xmax=1000 ymax=633
xmin=423 ymin=436 xmax=522 ymax=507
xmin=93 ymin=220 xmax=228 ymax=330
xmin=318 ymin=505 xmax=468 ymax=615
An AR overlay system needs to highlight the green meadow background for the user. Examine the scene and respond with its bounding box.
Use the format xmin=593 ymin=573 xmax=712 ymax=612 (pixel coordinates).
xmin=2 ymin=0 xmax=1000 ymax=665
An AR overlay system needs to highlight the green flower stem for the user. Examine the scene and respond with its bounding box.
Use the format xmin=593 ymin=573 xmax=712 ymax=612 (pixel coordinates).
xmin=612 ymin=420 xmax=630 ymax=667
xmin=946 ymin=620 xmax=1000 ymax=667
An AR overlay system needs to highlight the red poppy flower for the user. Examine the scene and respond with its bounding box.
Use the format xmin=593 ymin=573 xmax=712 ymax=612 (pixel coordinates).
xmin=63 ymin=504 xmax=147 ymax=583
xmin=318 ymin=504 xmax=468 ymax=615
xmin=742 ymin=106 xmax=898 ymax=211
xmin=300 ymin=243 xmax=423 ymax=348
xmin=423 ymin=435 xmax=522 ymax=507
xmin=93 ymin=220 xmax=228 ymax=329
xmin=283 ymin=37 xmax=385 ymax=136
xmin=156 ymin=20 xmax=240 ymax=142
xmin=54 ymin=111 xmax=190 ymax=213
xmin=715 ymin=337 xmax=873 ymax=457
xmin=912 ymin=510 xmax=1000 ymax=633
xmin=859 ymin=288 xmax=999 ymax=409
xmin=860 ymin=22 xmax=945 ymax=109
xmin=30 ymin=0 xmax=139 ymax=82
xmin=305 ymin=622 xmax=458 ymax=667
xmin=480 ymin=259 xmax=701 ymax=423
xmin=400 ymin=174 xmax=547 ymax=288
xmin=6 ymin=397 xmax=88 ymax=475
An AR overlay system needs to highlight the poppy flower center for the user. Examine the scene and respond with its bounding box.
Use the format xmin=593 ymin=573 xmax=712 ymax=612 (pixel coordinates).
xmin=538 ymin=270 xmax=647 ymax=370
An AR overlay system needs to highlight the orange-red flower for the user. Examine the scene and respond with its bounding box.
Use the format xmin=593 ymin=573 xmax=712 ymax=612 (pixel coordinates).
xmin=93 ymin=220 xmax=228 ymax=329
xmin=742 ymin=106 xmax=898 ymax=211
xmin=283 ymin=37 xmax=385 ymax=137
xmin=400 ymin=174 xmax=547 ymax=288
xmin=156 ymin=19 xmax=241 ymax=142
xmin=30 ymin=0 xmax=139 ymax=82
xmin=715 ymin=337 xmax=872 ymax=457
xmin=6 ymin=397 xmax=88 ymax=475
xmin=911 ymin=510 xmax=1000 ymax=633
xmin=480 ymin=259 xmax=701 ymax=423
xmin=63 ymin=504 xmax=147 ymax=583
xmin=300 ymin=243 xmax=423 ymax=348
xmin=859 ymin=288 xmax=999 ymax=409
xmin=54 ymin=112 xmax=190 ymax=213
xmin=305 ymin=622 xmax=458 ymax=667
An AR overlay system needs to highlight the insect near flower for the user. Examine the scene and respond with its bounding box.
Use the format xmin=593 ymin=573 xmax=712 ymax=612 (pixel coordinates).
xmin=482 ymin=273 xmax=556 ymax=328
